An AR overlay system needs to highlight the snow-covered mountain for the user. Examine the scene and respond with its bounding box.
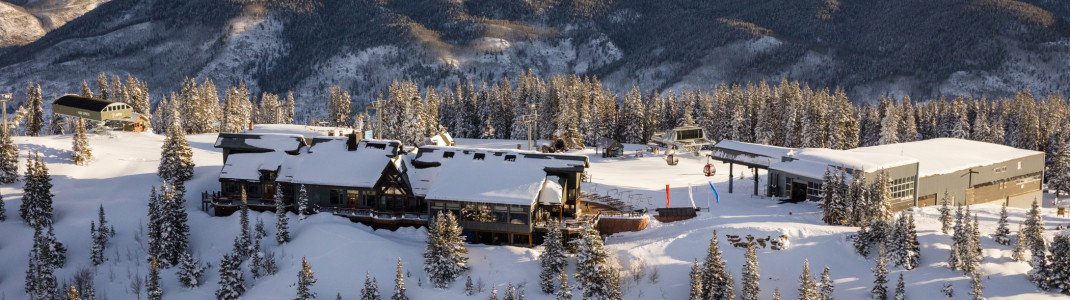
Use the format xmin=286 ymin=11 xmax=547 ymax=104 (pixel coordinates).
xmin=0 ymin=0 xmax=109 ymax=47
xmin=0 ymin=0 xmax=1069 ymax=103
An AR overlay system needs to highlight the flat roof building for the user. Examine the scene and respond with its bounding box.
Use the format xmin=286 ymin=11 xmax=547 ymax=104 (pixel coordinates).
xmin=713 ymin=138 xmax=1044 ymax=209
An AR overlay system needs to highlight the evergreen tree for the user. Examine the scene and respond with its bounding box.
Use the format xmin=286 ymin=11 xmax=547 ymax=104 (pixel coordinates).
xmin=160 ymin=182 xmax=190 ymax=266
xmin=741 ymin=243 xmax=760 ymax=300
xmin=298 ymin=184 xmax=310 ymax=219
xmin=894 ymin=273 xmax=905 ymax=300
xmin=994 ymin=203 xmax=1011 ymax=245
xmin=67 ymin=285 xmax=80 ymax=300
xmin=504 ymin=282 xmax=517 ymax=300
xmin=238 ymin=188 xmax=252 ymax=258
xmin=158 ymin=121 xmax=195 ymax=184
xmin=1050 ymin=147 xmax=1070 ymax=199
xmin=147 ymin=186 xmax=163 ymax=263
xmin=941 ymin=283 xmax=954 ymax=298
xmin=362 ymin=272 xmax=382 ymax=300
xmin=71 ymin=118 xmax=92 ymax=165
xmin=969 ymin=271 xmax=984 ymax=300
xmin=724 ymin=270 xmax=736 ymax=300
xmin=21 ymin=153 xmax=54 ymax=228
xmin=328 ymin=85 xmax=353 ymax=127
xmin=465 ymin=276 xmax=475 ymax=296
xmin=0 ymin=192 xmax=6 ymax=222
xmin=147 ymin=257 xmax=163 ymax=300
xmin=0 ymin=129 xmax=19 ymax=183
xmin=215 ymin=252 xmax=245 ymax=300
xmin=255 ymin=217 xmax=267 ymax=241
xmin=964 ymin=215 xmax=982 ymax=274
xmin=1012 ymin=224 xmax=1027 ymax=262
xmin=25 ymin=250 xmax=39 ymax=298
xmin=819 ymin=266 xmax=834 ymax=300
xmin=939 ymin=191 xmax=953 ymax=234
xmin=1048 ymin=234 xmax=1070 ymax=294
xmin=888 ymin=214 xmax=907 ymax=268
xmin=799 ymin=260 xmax=818 ymax=300
xmin=296 ymin=257 xmax=317 ymax=300
xmin=701 ymin=230 xmax=730 ymax=299
xmin=872 ymin=244 xmax=889 ymax=300
xmin=90 ymin=221 xmax=105 ymax=265
xmin=250 ymin=236 xmax=263 ymax=279
xmin=689 ymin=259 xmax=703 ymax=300
xmin=539 ymin=220 xmax=568 ymax=294
xmin=275 ymin=184 xmax=291 ymax=244
xmin=556 ymin=270 xmax=572 ymax=300
xmin=573 ymin=222 xmax=621 ymax=300
xmin=97 ymin=204 xmax=109 ymax=245
xmin=902 ymin=212 xmax=920 ymax=270
xmin=263 ymin=250 xmax=279 ymax=276
xmin=177 ymin=251 xmax=206 ymax=288
xmin=26 ymin=82 xmax=44 ymax=136
xmin=949 ymin=205 xmax=966 ymax=270
xmin=393 ymin=258 xmax=408 ymax=300
xmin=424 ymin=211 xmax=469 ymax=288
xmin=490 ymin=285 xmax=499 ymax=300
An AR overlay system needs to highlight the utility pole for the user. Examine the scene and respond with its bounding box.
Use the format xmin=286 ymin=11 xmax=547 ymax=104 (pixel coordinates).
xmin=0 ymin=93 xmax=10 ymax=136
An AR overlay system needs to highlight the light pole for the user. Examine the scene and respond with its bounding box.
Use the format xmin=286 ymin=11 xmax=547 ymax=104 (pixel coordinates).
xmin=0 ymin=93 xmax=10 ymax=136
xmin=514 ymin=104 xmax=538 ymax=150
xmin=365 ymin=100 xmax=384 ymax=139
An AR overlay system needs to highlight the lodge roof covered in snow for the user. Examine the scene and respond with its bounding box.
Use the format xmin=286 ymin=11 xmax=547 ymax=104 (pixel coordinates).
xmin=851 ymin=138 xmax=1043 ymax=177
xmin=409 ymin=146 xmax=588 ymax=206
xmin=710 ymin=140 xmax=793 ymax=167
xmin=214 ymin=133 xmax=307 ymax=153
xmin=277 ymin=138 xmax=403 ymax=188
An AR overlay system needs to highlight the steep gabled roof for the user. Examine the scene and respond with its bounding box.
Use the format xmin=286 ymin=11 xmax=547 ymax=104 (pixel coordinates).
xmin=411 ymin=146 xmax=587 ymax=205
xmin=277 ymin=138 xmax=402 ymax=188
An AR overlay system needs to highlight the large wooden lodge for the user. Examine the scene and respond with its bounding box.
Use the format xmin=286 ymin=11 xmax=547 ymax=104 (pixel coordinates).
xmin=208 ymin=130 xmax=590 ymax=246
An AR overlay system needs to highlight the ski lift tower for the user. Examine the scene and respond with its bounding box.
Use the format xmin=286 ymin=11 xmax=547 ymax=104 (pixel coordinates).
xmin=0 ymin=93 xmax=9 ymax=135
xmin=515 ymin=104 xmax=538 ymax=150
xmin=364 ymin=99 xmax=385 ymax=139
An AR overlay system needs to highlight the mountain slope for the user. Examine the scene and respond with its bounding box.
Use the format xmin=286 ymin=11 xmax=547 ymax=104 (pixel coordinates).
xmin=0 ymin=0 xmax=1068 ymax=104
xmin=0 ymin=0 xmax=110 ymax=47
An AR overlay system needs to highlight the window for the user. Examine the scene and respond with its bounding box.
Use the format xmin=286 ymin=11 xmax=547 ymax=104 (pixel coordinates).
xmin=223 ymin=181 xmax=241 ymax=196
xmin=675 ymin=129 xmax=703 ymax=140
xmin=443 ymin=151 xmax=455 ymax=158
xmin=361 ymin=190 xmax=376 ymax=207
xmin=505 ymin=155 xmax=516 ymax=162
xmin=329 ymin=189 xmax=345 ymax=205
xmin=474 ymin=153 xmax=485 ymax=160
xmin=889 ymin=176 xmax=916 ymax=199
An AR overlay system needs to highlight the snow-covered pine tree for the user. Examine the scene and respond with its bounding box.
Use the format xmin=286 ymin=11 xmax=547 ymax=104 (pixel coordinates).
xmin=939 ymin=191 xmax=953 ymax=234
xmin=296 ymin=257 xmax=317 ymax=300
xmin=238 ymin=188 xmax=252 ymax=258
xmin=504 ymin=282 xmax=517 ymax=300
xmin=275 ymin=184 xmax=290 ymax=244
xmin=0 ymin=129 xmax=18 ymax=183
xmin=894 ymin=273 xmax=905 ymax=300
xmin=969 ymin=270 xmax=984 ymax=300
xmin=147 ymin=257 xmax=162 ymax=300
xmin=464 ymin=276 xmax=475 ymax=296
xmin=1050 ymin=146 xmax=1070 ymax=200
xmin=701 ymin=230 xmax=730 ymax=299
xmin=821 ymin=168 xmax=843 ymax=225
xmin=216 ymin=252 xmax=245 ymax=300
xmin=573 ymin=222 xmax=621 ymax=300
xmin=424 ymin=211 xmax=469 ymax=288
xmin=158 ymin=121 xmax=195 ymax=184
xmin=994 ymin=203 xmax=1011 ymax=245
xmin=1012 ymin=223 xmax=1027 ymax=262
xmin=160 ymin=182 xmax=190 ymax=266
xmin=949 ymin=205 xmax=966 ymax=270
xmin=298 ymin=184 xmax=310 ymax=219
xmin=328 ymin=85 xmax=353 ymax=127
xmin=26 ymin=82 xmax=45 ymax=136
xmin=363 ymin=272 xmax=382 ymax=300
xmin=35 ymin=223 xmax=66 ymax=269
xmin=284 ymin=92 xmax=296 ymax=124
xmin=878 ymin=100 xmax=899 ymax=145
xmin=177 ymin=251 xmax=206 ymax=288
xmin=250 ymin=235 xmax=263 ymax=279
xmin=490 ymin=285 xmax=499 ymax=300
xmin=819 ymin=266 xmax=834 ymax=300
xmin=903 ymin=212 xmax=920 ymax=270
xmin=90 ymin=221 xmax=105 ymax=265
xmin=556 ymin=270 xmax=572 ymax=300
xmin=888 ymin=214 xmax=907 ymax=267
xmin=393 ymin=258 xmax=408 ymax=300
xmin=799 ymin=259 xmax=818 ymax=300
xmin=941 ymin=282 xmax=954 ymax=298
xmin=21 ymin=153 xmax=54 ymax=228
xmin=772 ymin=288 xmax=782 ymax=300
xmin=963 ymin=215 xmax=983 ymax=274
xmin=255 ymin=217 xmax=267 ymax=242
xmin=0 ymin=192 xmax=6 ymax=222
xmin=741 ymin=242 xmax=760 ymax=300
xmin=25 ymin=248 xmax=39 ymax=298
xmin=1024 ymin=198 xmax=1045 ymax=249
xmin=71 ymin=118 xmax=92 ymax=165
xmin=689 ymin=259 xmax=703 ymax=300
xmin=67 ymin=285 xmax=80 ymax=300
xmin=872 ymin=244 xmax=889 ymax=300
xmin=539 ymin=220 xmax=568 ymax=294
xmin=1047 ymin=234 xmax=1070 ymax=294
xmin=146 ymin=186 xmax=163 ymax=262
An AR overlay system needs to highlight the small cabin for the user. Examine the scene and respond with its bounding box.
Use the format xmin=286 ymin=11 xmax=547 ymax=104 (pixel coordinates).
xmin=52 ymin=95 xmax=133 ymax=122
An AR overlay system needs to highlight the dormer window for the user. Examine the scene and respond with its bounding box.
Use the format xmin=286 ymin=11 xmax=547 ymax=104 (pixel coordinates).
xmin=474 ymin=153 xmax=486 ymax=160
xmin=505 ymin=155 xmax=516 ymax=162
xmin=443 ymin=151 xmax=455 ymax=158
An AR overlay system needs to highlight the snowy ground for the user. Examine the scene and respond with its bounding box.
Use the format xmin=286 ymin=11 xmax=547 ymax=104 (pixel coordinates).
xmin=0 ymin=131 xmax=1068 ymax=299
